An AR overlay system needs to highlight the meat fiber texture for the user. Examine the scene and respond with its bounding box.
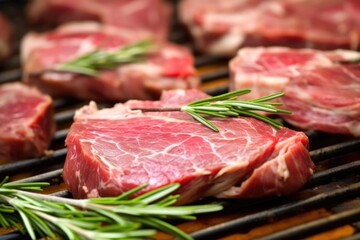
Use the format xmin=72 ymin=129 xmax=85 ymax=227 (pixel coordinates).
xmin=230 ymin=47 xmax=360 ymax=136
xmin=27 ymin=0 xmax=171 ymax=41
xmin=179 ymin=0 xmax=360 ymax=56
xmin=63 ymin=89 xmax=314 ymax=205
xmin=0 ymin=83 xmax=56 ymax=161
xmin=21 ymin=22 xmax=199 ymax=102
xmin=0 ymin=13 xmax=12 ymax=61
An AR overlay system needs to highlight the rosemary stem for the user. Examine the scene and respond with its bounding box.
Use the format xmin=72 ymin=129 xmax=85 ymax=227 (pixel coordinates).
xmin=16 ymin=190 xmax=88 ymax=209
xmin=0 ymin=194 xmax=12 ymax=206
xmin=1 ymin=178 xmax=222 ymax=240
xmin=131 ymin=107 xmax=181 ymax=112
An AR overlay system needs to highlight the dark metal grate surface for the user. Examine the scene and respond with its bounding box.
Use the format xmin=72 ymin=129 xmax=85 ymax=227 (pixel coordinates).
xmin=0 ymin=0 xmax=360 ymax=239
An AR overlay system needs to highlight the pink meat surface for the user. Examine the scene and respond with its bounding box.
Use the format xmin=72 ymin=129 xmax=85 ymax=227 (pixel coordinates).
xmin=230 ymin=47 xmax=360 ymax=136
xmin=0 ymin=13 xmax=12 ymax=61
xmin=0 ymin=83 xmax=56 ymax=161
xmin=63 ymin=89 xmax=314 ymax=204
xmin=179 ymin=0 xmax=360 ymax=56
xmin=21 ymin=22 xmax=199 ymax=102
xmin=27 ymin=0 xmax=171 ymax=40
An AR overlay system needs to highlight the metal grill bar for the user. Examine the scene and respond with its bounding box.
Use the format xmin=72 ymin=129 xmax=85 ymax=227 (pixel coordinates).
xmin=54 ymin=110 xmax=76 ymax=124
xmin=204 ymin=85 xmax=229 ymax=96
xmin=12 ymin=169 xmax=63 ymax=184
xmin=0 ymin=149 xmax=67 ymax=176
xmin=195 ymin=56 xmax=229 ymax=67
xmin=1 ymin=1 xmax=359 ymax=239
xmin=0 ymin=69 xmax=22 ymax=84
xmin=0 ymin=233 xmax=30 ymax=240
xmin=201 ymin=69 xmax=229 ymax=83
xmin=310 ymin=139 xmax=360 ymax=162
xmin=190 ymin=182 xmax=360 ymax=239
xmin=306 ymin=160 xmax=360 ymax=187
xmin=257 ymin=207 xmax=360 ymax=240
xmin=53 ymin=129 xmax=69 ymax=142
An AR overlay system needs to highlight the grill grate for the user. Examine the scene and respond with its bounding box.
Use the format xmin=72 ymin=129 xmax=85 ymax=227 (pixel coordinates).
xmin=0 ymin=0 xmax=360 ymax=239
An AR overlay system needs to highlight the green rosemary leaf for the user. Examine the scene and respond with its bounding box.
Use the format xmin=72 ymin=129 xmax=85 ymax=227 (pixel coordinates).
xmin=183 ymin=107 xmax=228 ymax=118
xmin=56 ymin=64 xmax=99 ymax=77
xmin=191 ymin=106 xmax=230 ymax=112
xmin=218 ymin=110 xmax=240 ymax=117
xmin=127 ymin=204 xmax=223 ymax=216
xmin=91 ymin=207 xmax=129 ymax=225
xmin=188 ymin=89 xmax=251 ymax=106
xmin=186 ymin=110 xmax=220 ymax=132
xmin=0 ymin=212 xmax=11 ymax=228
xmin=275 ymin=108 xmax=292 ymax=114
xmin=249 ymin=92 xmax=285 ymax=102
xmin=17 ymin=208 xmax=36 ymax=240
xmin=154 ymin=195 xmax=179 ymax=207
xmin=93 ymin=229 xmax=156 ymax=239
xmin=225 ymin=101 xmax=278 ymax=112
xmin=0 ymin=204 xmax=14 ymax=213
xmin=90 ymin=184 xmax=147 ymax=205
xmin=133 ymin=183 xmax=180 ymax=204
xmin=197 ymin=110 xmax=229 ymax=118
xmin=236 ymin=109 xmax=283 ymax=129
xmin=133 ymin=89 xmax=290 ymax=132
xmin=0 ymin=176 xmax=9 ymax=187
xmin=4 ymin=181 xmax=50 ymax=190
xmin=55 ymin=39 xmax=156 ymax=76
xmin=57 ymin=224 xmax=77 ymax=240
xmin=1 ymin=176 xmax=222 ymax=240
xmin=135 ymin=216 xmax=192 ymax=240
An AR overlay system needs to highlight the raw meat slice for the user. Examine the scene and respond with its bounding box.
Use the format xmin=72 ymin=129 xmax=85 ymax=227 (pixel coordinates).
xmin=62 ymin=89 xmax=314 ymax=204
xmin=230 ymin=47 xmax=360 ymax=136
xmin=179 ymin=0 xmax=360 ymax=56
xmin=27 ymin=0 xmax=171 ymax=40
xmin=0 ymin=83 xmax=56 ymax=161
xmin=21 ymin=22 xmax=199 ymax=102
xmin=0 ymin=13 xmax=12 ymax=61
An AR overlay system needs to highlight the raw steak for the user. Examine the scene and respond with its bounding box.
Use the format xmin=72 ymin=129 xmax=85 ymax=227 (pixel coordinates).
xmin=230 ymin=47 xmax=360 ymax=136
xmin=0 ymin=13 xmax=11 ymax=61
xmin=27 ymin=0 xmax=171 ymax=40
xmin=21 ymin=22 xmax=199 ymax=102
xmin=63 ymin=89 xmax=314 ymax=204
xmin=0 ymin=83 xmax=56 ymax=161
xmin=179 ymin=0 xmax=360 ymax=56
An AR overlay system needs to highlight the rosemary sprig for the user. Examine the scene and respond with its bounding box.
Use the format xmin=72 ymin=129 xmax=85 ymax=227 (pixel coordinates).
xmin=135 ymin=89 xmax=291 ymax=132
xmin=55 ymin=39 xmax=156 ymax=76
xmin=0 ymin=176 xmax=222 ymax=240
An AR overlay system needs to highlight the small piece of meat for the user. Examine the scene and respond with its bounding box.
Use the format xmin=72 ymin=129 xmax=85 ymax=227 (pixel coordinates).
xmin=21 ymin=22 xmax=199 ymax=102
xmin=179 ymin=0 xmax=360 ymax=56
xmin=0 ymin=13 xmax=12 ymax=61
xmin=0 ymin=83 xmax=56 ymax=161
xmin=62 ymin=89 xmax=314 ymax=205
xmin=27 ymin=0 xmax=171 ymax=40
xmin=230 ymin=47 xmax=360 ymax=136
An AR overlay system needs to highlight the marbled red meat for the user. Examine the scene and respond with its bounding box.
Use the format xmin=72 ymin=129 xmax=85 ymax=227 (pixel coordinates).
xmin=21 ymin=22 xmax=199 ymax=102
xmin=27 ymin=0 xmax=171 ymax=40
xmin=230 ymin=47 xmax=360 ymax=136
xmin=179 ymin=0 xmax=360 ymax=56
xmin=62 ymin=89 xmax=314 ymax=204
xmin=0 ymin=83 xmax=55 ymax=161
